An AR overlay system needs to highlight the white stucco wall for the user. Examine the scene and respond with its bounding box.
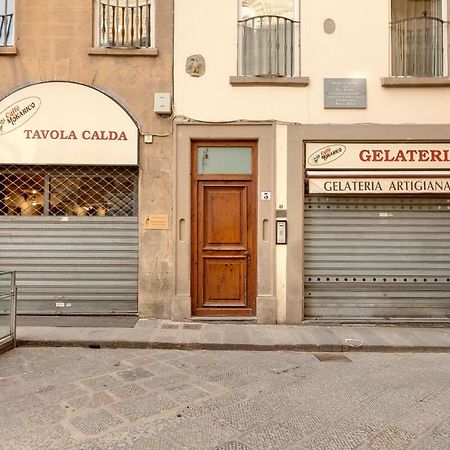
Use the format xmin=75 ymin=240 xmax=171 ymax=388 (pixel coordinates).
xmin=174 ymin=0 xmax=450 ymax=124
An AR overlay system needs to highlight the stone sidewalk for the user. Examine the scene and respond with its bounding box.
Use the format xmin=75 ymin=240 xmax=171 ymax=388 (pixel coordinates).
xmin=16 ymin=318 xmax=450 ymax=352
xmin=1 ymin=347 xmax=450 ymax=449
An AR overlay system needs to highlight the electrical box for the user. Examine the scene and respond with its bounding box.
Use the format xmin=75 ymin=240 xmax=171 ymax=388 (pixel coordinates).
xmin=154 ymin=93 xmax=171 ymax=114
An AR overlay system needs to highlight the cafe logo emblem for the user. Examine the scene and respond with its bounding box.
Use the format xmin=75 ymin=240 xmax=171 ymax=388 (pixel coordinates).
xmin=0 ymin=97 xmax=41 ymax=135
xmin=308 ymin=144 xmax=346 ymax=166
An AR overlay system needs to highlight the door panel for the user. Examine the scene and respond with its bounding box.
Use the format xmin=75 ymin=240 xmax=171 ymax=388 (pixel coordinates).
xmin=203 ymin=257 xmax=247 ymax=307
xmin=191 ymin=142 xmax=257 ymax=317
xmin=203 ymin=186 xmax=247 ymax=248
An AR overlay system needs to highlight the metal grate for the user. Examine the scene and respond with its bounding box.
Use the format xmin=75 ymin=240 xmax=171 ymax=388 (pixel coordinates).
xmin=97 ymin=0 xmax=152 ymax=48
xmin=0 ymin=165 xmax=138 ymax=217
xmin=238 ymin=15 xmax=300 ymax=77
xmin=391 ymin=16 xmax=445 ymax=77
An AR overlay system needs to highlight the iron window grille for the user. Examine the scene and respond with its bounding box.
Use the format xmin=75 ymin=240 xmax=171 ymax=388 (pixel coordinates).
xmin=95 ymin=0 xmax=153 ymax=48
xmin=0 ymin=166 xmax=138 ymax=217
xmin=0 ymin=0 xmax=14 ymax=47
xmin=238 ymin=15 xmax=300 ymax=77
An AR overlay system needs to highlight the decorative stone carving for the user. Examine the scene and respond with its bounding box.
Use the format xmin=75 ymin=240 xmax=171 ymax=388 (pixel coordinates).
xmin=186 ymin=54 xmax=205 ymax=77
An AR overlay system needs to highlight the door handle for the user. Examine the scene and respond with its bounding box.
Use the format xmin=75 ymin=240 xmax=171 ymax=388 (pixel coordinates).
xmin=244 ymin=251 xmax=250 ymax=258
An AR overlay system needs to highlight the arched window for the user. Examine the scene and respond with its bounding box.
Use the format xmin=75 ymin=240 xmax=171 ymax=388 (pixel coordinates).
xmin=238 ymin=0 xmax=300 ymax=77
xmin=391 ymin=0 xmax=445 ymax=76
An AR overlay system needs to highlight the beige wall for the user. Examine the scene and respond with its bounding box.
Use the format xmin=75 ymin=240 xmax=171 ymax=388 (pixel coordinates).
xmin=174 ymin=0 xmax=450 ymax=124
xmin=0 ymin=0 xmax=175 ymax=318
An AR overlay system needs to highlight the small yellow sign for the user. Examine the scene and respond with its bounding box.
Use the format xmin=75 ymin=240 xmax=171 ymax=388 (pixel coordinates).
xmin=145 ymin=213 xmax=169 ymax=230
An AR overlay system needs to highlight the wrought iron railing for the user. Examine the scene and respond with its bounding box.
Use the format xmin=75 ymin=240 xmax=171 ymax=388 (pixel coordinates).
xmin=238 ymin=15 xmax=300 ymax=77
xmin=391 ymin=16 xmax=445 ymax=77
xmin=0 ymin=0 xmax=14 ymax=47
xmin=97 ymin=0 xmax=152 ymax=48
xmin=0 ymin=271 xmax=16 ymax=351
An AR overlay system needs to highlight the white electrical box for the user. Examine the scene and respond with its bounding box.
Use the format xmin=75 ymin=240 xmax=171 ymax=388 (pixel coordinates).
xmin=154 ymin=93 xmax=171 ymax=114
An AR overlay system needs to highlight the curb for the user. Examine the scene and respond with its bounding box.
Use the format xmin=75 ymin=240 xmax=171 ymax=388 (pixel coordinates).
xmin=16 ymin=339 xmax=450 ymax=353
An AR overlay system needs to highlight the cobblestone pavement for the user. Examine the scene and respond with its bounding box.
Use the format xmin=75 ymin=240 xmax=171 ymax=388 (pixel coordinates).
xmin=1 ymin=348 xmax=450 ymax=449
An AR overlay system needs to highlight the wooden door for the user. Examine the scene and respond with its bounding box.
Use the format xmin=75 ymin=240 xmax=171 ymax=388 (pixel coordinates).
xmin=192 ymin=142 xmax=257 ymax=317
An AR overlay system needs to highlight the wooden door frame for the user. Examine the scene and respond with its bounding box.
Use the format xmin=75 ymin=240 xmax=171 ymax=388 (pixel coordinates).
xmin=191 ymin=140 xmax=258 ymax=317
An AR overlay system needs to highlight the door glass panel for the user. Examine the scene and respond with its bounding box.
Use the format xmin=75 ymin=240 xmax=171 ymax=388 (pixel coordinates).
xmin=197 ymin=147 xmax=252 ymax=174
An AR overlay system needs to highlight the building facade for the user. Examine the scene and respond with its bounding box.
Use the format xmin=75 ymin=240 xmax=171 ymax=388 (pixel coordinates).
xmin=173 ymin=0 xmax=450 ymax=323
xmin=0 ymin=0 xmax=174 ymax=318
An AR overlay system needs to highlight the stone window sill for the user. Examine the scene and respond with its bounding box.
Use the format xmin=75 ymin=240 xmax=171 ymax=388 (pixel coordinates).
xmin=230 ymin=76 xmax=310 ymax=87
xmin=88 ymin=47 xmax=158 ymax=56
xmin=382 ymin=76 xmax=450 ymax=87
xmin=0 ymin=46 xmax=17 ymax=55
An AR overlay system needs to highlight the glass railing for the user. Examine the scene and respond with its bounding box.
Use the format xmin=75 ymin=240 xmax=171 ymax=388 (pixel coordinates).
xmin=0 ymin=271 xmax=16 ymax=352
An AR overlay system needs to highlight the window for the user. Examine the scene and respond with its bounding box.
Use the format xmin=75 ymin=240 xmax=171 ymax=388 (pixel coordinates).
xmin=0 ymin=166 xmax=138 ymax=217
xmin=0 ymin=0 xmax=14 ymax=47
xmin=238 ymin=0 xmax=300 ymax=77
xmin=391 ymin=0 xmax=445 ymax=76
xmin=94 ymin=0 xmax=153 ymax=48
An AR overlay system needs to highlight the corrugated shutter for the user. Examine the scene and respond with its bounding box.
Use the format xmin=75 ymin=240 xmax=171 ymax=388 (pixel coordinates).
xmin=0 ymin=216 xmax=138 ymax=315
xmin=304 ymin=196 xmax=450 ymax=319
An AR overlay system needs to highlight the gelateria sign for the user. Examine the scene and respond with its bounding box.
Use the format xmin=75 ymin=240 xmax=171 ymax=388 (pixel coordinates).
xmin=0 ymin=82 xmax=138 ymax=165
xmin=306 ymin=142 xmax=450 ymax=169
xmin=309 ymin=177 xmax=450 ymax=194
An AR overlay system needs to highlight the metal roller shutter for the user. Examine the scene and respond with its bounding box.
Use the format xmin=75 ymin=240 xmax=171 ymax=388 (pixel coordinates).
xmin=304 ymin=196 xmax=450 ymax=320
xmin=0 ymin=216 xmax=138 ymax=315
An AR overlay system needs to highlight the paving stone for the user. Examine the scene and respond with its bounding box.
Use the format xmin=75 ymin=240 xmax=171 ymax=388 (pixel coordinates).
xmin=300 ymin=423 xmax=374 ymax=450
xmin=214 ymin=441 xmax=254 ymax=450
xmin=81 ymin=374 xmax=122 ymax=391
xmin=367 ymin=426 xmax=417 ymax=449
xmin=214 ymin=397 xmax=276 ymax=431
xmin=278 ymin=408 xmax=329 ymax=436
xmin=112 ymin=392 xmax=178 ymax=421
xmin=3 ymin=425 xmax=77 ymax=450
xmin=164 ymin=383 xmax=210 ymax=403
xmin=67 ymin=391 xmax=116 ymax=410
xmin=70 ymin=409 xmax=123 ymax=435
xmin=109 ymin=383 xmax=147 ymax=399
xmin=24 ymin=403 xmax=67 ymax=428
xmin=140 ymin=372 xmax=195 ymax=390
xmin=242 ymin=422 xmax=303 ymax=449
xmin=168 ymin=415 xmax=237 ymax=448
xmin=35 ymin=382 xmax=87 ymax=400
xmin=181 ymin=391 xmax=244 ymax=417
xmin=116 ymin=367 xmax=154 ymax=381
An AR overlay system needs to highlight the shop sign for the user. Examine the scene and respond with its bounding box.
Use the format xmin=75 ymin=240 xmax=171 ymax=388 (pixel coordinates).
xmin=306 ymin=142 xmax=450 ymax=170
xmin=0 ymin=82 xmax=138 ymax=165
xmin=309 ymin=177 xmax=450 ymax=194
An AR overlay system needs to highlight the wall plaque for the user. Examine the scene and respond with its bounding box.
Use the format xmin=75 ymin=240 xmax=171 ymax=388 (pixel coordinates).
xmin=324 ymin=78 xmax=367 ymax=109
xmin=145 ymin=214 xmax=169 ymax=230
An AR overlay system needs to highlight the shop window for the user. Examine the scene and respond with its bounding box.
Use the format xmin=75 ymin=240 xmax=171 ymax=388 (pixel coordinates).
xmin=238 ymin=0 xmax=300 ymax=77
xmin=0 ymin=166 xmax=138 ymax=217
xmin=0 ymin=0 xmax=14 ymax=47
xmin=391 ymin=0 xmax=446 ymax=76
xmin=94 ymin=0 xmax=154 ymax=48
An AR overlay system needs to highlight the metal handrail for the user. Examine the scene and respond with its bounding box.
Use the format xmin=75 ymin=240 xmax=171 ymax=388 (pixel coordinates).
xmin=0 ymin=271 xmax=16 ymax=348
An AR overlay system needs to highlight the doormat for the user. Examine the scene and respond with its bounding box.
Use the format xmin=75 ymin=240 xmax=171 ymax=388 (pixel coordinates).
xmin=17 ymin=315 xmax=139 ymax=328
